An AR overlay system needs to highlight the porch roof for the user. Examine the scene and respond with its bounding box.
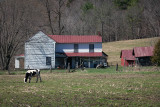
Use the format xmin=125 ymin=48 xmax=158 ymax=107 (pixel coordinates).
xmin=65 ymin=52 xmax=103 ymax=57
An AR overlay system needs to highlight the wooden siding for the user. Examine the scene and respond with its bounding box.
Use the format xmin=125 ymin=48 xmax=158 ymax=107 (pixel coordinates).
xmin=25 ymin=31 xmax=56 ymax=69
xmin=15 ymin=58 xmax=20 ymax=68
xmin=55 ymin=43 xmax=102 ymax=53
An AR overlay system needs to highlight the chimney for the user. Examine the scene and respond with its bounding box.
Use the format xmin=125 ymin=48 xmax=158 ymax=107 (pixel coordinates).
xmin=97 ymin=31 xmax=101 ymax=36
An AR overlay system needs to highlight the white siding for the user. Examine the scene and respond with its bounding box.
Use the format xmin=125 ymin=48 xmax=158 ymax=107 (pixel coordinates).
xmin=78 ymin=44 xmax=89 ymax=52
xmin=25 ymin=31 xmax=56 ymax=69
xmin=56 ymin=43 xmax=102 ymax=53
xmin=94 ymin=43 xmax=102 ymax=52
xmin=56 ymin=44 xmax=74 ymax=53
xmin=15 ymin=58 xmax=19 ymax=68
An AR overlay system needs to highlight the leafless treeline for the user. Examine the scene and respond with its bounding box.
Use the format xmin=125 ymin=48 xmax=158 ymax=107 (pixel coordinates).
xmin=0 ymin=0 xmax=160 ymax=70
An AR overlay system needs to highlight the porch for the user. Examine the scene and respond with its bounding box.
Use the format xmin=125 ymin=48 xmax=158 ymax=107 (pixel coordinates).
xmin=55 ymin=52 xmax=107 ymax=69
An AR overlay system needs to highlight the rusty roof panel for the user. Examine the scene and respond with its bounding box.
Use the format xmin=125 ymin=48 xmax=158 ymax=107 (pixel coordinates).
xmin=133 ymin=46 xmax=154 ymax=57
xmin=120 ymin=50 xmax=135 ymax=60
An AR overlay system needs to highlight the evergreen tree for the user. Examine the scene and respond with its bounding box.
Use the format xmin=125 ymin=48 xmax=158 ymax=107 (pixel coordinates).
xmin=152 ymin=39 xmax=160 ymax=66
xmin=114 ymin=0 xmax=139 ymax=10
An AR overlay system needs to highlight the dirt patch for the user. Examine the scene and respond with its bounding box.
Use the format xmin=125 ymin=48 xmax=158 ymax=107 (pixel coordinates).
xmin=21 ymin=86 xmax=39 ymax=93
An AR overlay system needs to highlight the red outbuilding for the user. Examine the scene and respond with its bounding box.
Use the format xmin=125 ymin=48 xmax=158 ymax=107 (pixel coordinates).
xmin=120 ymin=50 xmax=135 ymax=66
xmin=120 ymin=46 xmax=154 ymax=67
xmin=133 ymin=46 xmax=154 ymax=66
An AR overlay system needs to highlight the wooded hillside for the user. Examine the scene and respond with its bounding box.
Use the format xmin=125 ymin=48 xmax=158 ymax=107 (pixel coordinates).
xmin=0 ymin=0 xmax=160 ymax=70
xmin=1 ymin=0 xmax=159 ymax=41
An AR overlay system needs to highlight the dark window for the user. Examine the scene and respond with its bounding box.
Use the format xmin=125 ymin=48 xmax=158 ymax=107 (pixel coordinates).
xmin=46 ymin=57 xmax=51 ymax=65
xmin=89 ymin=44 xmax=94 ymax=52
xmin=74 ymin=44 xmax=78 ymax=53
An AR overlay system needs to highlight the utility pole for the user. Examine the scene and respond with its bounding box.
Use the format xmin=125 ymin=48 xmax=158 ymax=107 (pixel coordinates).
xmin=101 ymin=21 xmax=104 ymax=39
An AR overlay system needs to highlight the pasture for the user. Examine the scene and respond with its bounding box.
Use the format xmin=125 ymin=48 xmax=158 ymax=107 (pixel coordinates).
xmin=0 ymin=67 xmax=160 ymax=107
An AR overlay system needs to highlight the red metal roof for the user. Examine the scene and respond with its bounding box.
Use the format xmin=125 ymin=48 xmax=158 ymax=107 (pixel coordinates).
xmin=48 ymin=35 xmax=102 ymax=43
xmin=120 ymin=50 xmax=135 ymax=60
xmin=16 ymin=54 xmax=24 ymax=57
xmin=133 ymin=46 xmax=154 ymax=57
xmin=65 ymin=52 xmax=103 ymax=57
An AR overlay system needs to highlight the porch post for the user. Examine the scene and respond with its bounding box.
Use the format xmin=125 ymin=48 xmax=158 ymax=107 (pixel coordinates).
xmin=88 ymin=57 xmax=90 ymax=68
xmin=64 ymin=58 xmax=67 ymax=69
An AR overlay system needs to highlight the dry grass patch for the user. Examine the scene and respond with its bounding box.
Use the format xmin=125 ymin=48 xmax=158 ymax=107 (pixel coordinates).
xmin=103 ymin=37 xmax=160 ymax=65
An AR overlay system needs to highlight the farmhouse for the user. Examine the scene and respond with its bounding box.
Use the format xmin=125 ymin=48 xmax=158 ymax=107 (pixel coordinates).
xmin=15 ymin=31 xmax=107 ymax=69
xmin=120 ymin=50 xmax=135 ymax=66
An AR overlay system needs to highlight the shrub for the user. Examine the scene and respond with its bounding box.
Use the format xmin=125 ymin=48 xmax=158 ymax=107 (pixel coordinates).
xmin=114 ymin=0 xmax=139 ymax=10
xmin=81 ymin=2 xmax=94 ymax=14
xmin=152 ymin=39 xmax=160 ymax=66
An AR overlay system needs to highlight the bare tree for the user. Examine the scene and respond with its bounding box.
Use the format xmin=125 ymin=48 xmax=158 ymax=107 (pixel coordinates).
xmin=41 ymin=0 xmax=66 ymax=35
xmin=56 ymin=0 xmax=65 ymax=35
xmin=142 ymin=0 xmax=160 ymax=37
xmin=0 ymin=0 xmax=32 ymax=72
xmin=42 ymin=0 xmax=55 ymax=34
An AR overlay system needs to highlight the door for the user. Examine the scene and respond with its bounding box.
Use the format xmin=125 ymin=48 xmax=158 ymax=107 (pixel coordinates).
xmin=67 ymin=57 xmax=72 ymax=69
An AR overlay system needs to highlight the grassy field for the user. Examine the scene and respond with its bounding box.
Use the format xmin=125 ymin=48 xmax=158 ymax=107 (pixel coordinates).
xmin=0 ymin=67 xmax=160 ymax=107
xmin=103 ymin=37 xmax=160 ymax=65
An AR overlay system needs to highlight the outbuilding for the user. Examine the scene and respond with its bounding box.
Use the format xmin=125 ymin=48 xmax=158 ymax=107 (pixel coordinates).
xmin=133 ymin=46 xmax=154 ymax=66
xmin=120 ymin=50 xmax=135 ymax=66
xmin=15 ymin=54 xmax=25 ymax=69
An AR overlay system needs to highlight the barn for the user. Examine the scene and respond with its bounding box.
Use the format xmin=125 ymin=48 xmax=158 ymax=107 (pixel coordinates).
xmin=133 ymin=46 xmax=154 ymax=66
xmin=120 ymin=50 xmax=135 ymax=66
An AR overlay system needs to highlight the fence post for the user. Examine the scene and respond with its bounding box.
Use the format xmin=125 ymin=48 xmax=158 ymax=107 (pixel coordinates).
xmin=67 ymin=63 xmax=70 ymax=73
xmin=81 ymin=62 xmax=84 ymax=71
xmin=123 ymin=58 xmax=126 ymax=72
xmin=116 ymin=63 xmax=118 ymax=71
xmin=50 ymin=64 xmax=52 ymax=73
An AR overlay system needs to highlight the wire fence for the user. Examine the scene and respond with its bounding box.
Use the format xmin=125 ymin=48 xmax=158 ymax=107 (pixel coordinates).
xmin=121 ymin=66 xmax=160 ymax=72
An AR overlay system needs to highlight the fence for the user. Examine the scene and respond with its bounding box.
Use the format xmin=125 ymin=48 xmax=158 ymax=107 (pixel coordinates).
xmin=121 ymin=65 xmax=160 ymax=72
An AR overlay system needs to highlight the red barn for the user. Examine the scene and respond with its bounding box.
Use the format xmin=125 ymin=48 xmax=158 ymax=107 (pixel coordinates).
xmin=120 ymin=50 xmax=135 ymax=66
xmin=133 ymin=46 xmax=154 ymax=66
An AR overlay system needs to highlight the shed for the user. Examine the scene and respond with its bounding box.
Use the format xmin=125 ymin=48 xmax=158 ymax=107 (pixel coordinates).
xmin=133 ymin=46 xmax=154 ymax=66
xmin=15 ymin=54 xmax=24 ymax=69
xmin=120 ymin=50 xmax=135 ymax=66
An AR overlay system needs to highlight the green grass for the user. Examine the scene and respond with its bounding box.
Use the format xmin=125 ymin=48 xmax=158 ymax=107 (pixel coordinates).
xmin=0 ymin=68 xmax=160 ymax=106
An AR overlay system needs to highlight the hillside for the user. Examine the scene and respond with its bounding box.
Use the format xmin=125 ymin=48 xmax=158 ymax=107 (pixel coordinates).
xmin=103 ymin=37 xmax=160 ymax=65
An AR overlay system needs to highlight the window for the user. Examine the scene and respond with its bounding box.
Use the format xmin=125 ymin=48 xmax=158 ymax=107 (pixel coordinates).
xmin=74 ymin=44 xmax=78 ymax=53
xmin=46 ymin=57 xmax=51 ymax=65
xmin=89 ymin=44 xmax=94 ymax=52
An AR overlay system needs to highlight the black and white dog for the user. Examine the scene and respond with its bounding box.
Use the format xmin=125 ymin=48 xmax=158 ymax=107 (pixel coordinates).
xmin=24 ymin=69 xmax=42 ymax=83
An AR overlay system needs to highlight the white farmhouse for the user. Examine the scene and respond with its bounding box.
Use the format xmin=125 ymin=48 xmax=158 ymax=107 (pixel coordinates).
xmin=15 ymin=31 xmax=107 ymax=69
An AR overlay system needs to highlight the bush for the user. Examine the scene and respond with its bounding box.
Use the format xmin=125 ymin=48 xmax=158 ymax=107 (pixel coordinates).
xmin=114 ymin=0 xmax=139 ymax=10
xmin=81 ymin=2 xmax=94 ymax=14
xmin=152 ymin=39 xmax=160 ymax=66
